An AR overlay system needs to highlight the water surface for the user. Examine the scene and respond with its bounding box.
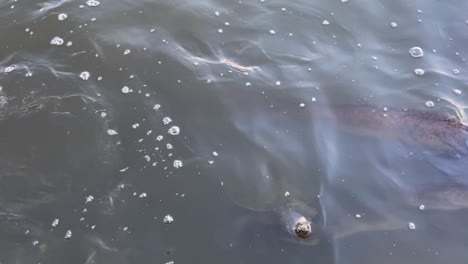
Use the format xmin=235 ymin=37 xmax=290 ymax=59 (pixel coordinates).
xmin=1 ymin=0 xmax=468 ymax=263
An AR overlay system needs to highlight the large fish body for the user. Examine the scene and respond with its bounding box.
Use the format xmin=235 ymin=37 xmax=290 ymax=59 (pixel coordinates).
xmin=317 ymin=104 xmax=468 ymax=156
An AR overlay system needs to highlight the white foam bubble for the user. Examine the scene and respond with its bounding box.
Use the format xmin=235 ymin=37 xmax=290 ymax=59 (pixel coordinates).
xmin=58 ymin=13 xmax=68 ymax=20
xmin=409 ymin=47 xmax=424 ymax=58
xmin=168 ymin=126 xmax=180 ymax=135
xmin=50 ymin=36 xmax=64 ymax=45
xmin=86 ymin=0 xmax=100 ymax=7
xmin=80 ymin=71 xmax=90 ymax=80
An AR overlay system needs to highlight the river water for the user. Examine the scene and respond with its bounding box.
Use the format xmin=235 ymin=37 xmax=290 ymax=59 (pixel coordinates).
xmin=1 ymin=0 xmax=468 ymax=263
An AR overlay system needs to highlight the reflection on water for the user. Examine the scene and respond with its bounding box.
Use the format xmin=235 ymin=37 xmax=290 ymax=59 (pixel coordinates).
xmin=1 ymin=0 xmax=468 ymax=263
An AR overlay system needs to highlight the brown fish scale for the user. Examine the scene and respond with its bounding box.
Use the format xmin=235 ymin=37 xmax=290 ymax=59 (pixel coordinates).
xmin=313 ymin=105 xmax=468 ymax=155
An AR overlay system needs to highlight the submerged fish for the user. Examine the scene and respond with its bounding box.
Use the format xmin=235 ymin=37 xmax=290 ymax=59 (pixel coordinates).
xmin=309 ymin=104 xmax=468 ymax=156
xmin=180 ymin=90 xmax=468 ymax=244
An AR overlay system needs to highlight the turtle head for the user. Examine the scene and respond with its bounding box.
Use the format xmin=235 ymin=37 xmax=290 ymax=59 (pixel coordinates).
xmin=293 ymin=216 xmax=312 ymax=238
xmin=279 ymin=201 xmax=322 ymax=245
xmin=283 ymin=211 xmax=313 ymax=238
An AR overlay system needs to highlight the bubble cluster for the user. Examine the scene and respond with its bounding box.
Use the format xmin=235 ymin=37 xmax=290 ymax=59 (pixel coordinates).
xmin=163 ymin=117 xmax=172 ymax=125
xmin=50 ymin=36 xmax=64 ymax=45
xmin=414 ymin=68 xmax=424 ymax=75
xmin=173 ymin=160 xmax=183 ymax=168
xmin=3 ymin=65 xmax=15 ymax=73
xmin=86 ymin=0 xmax=100 ymax=7
xmin=51 ymin=219 xmax=59 ymax=227
xmin=85 ymin=195 xmax=94 ymax=203
xmin=64 ymin=230 xmax=72 ymax=240
xmin=163 ymin=215 xmax=174 ymax=224
xmin=122 ymin=86 xmax=131 ymax=93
